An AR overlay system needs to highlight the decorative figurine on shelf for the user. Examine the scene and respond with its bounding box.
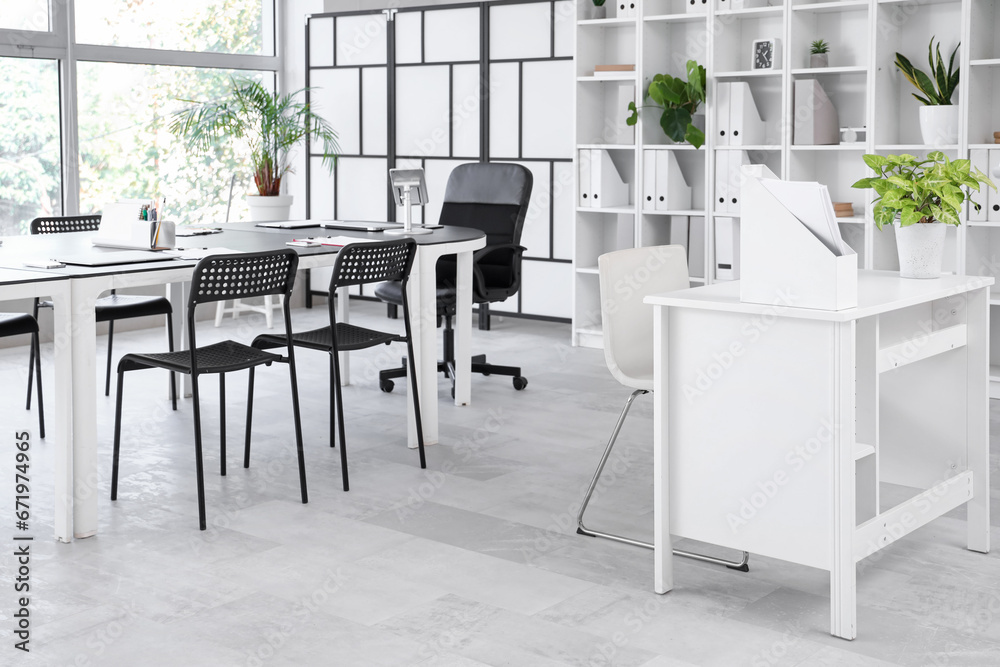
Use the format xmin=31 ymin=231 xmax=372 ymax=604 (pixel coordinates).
xmin=751 ymin=37 xmax=781 ymax=71
xmin=894 ymin=36 xmax=960 ymax=146
xmin=625 ymin=59 xmax=707 ymax=148
xmin=810 ymin=39 xmax=829 ymax=68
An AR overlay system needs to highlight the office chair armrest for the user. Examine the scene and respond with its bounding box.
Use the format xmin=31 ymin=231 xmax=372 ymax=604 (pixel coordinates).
xmin=472 ymin=243 xmax=526 ymax=263
xmin=471 ymin=244 xmax=527 ymax=300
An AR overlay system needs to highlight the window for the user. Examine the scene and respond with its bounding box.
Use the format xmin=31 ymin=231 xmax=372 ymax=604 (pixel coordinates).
xmin=0 ymin=57 xmax=61 ymax=235
xmin=0 ymin=0 xmax=49 ymax=32
xmin=77 ymin=63 xmax=272 ymax=225
xmin=75 ymin=0 xmax=272 ymax=55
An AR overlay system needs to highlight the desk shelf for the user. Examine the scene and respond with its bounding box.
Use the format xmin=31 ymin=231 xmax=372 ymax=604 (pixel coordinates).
xmin=877 ymin=324 xmax=967 ymax=373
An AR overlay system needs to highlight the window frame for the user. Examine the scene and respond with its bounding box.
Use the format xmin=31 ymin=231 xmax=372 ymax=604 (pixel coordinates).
xmin=0 ymin=0 xmax=281 ymax=216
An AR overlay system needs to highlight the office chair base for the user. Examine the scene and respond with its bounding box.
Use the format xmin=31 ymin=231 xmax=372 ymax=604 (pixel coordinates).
xmin=576 ymin=389 xmax=750 ymax=573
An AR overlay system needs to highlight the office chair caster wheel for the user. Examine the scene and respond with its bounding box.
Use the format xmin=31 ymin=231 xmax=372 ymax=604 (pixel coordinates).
xmin=380 ymin=379 xmax=394 ymax=393
xmin=512 ymin=376 xmax=528 ymax=390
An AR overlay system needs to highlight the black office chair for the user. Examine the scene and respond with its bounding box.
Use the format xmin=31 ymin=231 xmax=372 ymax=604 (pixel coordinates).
xmin=251 ymin=239 xmax=425 ymax=493
xmin=111 ymin=250 xmax=307 ymax=531
xmin=28 ymin=215 xmax=177 ymax=403
xmin=375 ymin=163 xmax=532 ymax=396
xmin=1 ymin=313 xmax=44 ymax=438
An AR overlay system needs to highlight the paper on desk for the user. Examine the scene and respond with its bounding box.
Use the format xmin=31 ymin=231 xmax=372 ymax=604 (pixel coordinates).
xmin=760 ymin=179 xmax=850 ymax=257
xmin=163 ymin=247 xmax=244 ymax=260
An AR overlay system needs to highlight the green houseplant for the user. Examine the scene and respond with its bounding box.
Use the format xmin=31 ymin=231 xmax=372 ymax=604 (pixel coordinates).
xmin=625 ymin=60 xmax=707 ymax=148
xmin=852 ymin=152 xmax=995 ymax=277
xmin=810 ymin=39 xmax=829 ymax=68
xmin=894 ymin=37 xmax=960 ymax=146
xmin=170 ymin=77 xmax=339 ymax=222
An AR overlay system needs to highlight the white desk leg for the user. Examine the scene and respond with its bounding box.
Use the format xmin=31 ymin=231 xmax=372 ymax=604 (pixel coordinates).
xmin=830 ymin=320 xmax=857 ymax=640
xmin=50 ymin=283 xmax=74 ymax=543
xmin=454 ymin=250 xmax=473 ymax=406
xmin=166 ymin=282 xmax=190 ymax=398
xmin=406 ymin=250 xmax=439 ymax=448
xmin=336 ymin=285 xmax=350 ymax=386
xmin=71 ymin=280 xmax=100 ymax=539
xmin=653 ymin=305 xmax=673 ymax=594
xmin=966 ymin=287 xmax=991 ymax=554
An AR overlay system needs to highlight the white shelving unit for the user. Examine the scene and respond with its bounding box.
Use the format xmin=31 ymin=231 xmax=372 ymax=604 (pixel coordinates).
xmin=573 ymin=0 xmax=1000 ymax=394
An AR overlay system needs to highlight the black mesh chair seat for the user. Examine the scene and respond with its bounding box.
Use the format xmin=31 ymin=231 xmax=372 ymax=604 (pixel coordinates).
xmin=119 ymin=341 xmax=282 ymax=375
xmin=95 ymin=294 xmax=173 ymax=322
xmin=256 ymin=322 xmax=400 ymax=354
xmin=0 ymin=313 xmax=40 ymax=337
xmin=374 ymin=281 xmax=457 ymax=312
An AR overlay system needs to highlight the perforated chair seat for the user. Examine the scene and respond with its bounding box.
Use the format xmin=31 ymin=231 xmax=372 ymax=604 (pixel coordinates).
xmin=119 ymin=340 xmax=281 ymax=375
xmin=256 ymin=323 xmax=400 ymax=354
xmin=0 ymin=313 xmax=40 ymax=337
xmin=373 ymin=281 xmax=457 ymax=312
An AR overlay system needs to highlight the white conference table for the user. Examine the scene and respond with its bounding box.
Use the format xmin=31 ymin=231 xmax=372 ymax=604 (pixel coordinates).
xmin=0 ymin=223 xmax=486 ymax=542
xmin=646 ymin=271 xmax=992 ymax=640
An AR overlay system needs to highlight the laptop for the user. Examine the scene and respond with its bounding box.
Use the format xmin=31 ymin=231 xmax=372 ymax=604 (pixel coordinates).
xmin=255 ymin=220 xmax=323 ymax=229
xmin=58 ymin=250 xmax=177 ymax=267
xmin=320 ymin=220 xmax=405 ymax=232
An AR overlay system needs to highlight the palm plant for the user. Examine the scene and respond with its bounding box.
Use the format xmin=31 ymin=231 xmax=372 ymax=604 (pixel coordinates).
xmin=810 ymin=39 xmax=829 ymax=55
xmin=169 ymin=77 xmax=339 ymax=196
xmin=894 ymin=37 xmax=960 ymax=106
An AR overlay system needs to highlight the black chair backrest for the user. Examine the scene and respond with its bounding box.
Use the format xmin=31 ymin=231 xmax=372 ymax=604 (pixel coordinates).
xmin=328 ymin=239 xmax=416 ymax=291
xmin=189 ymin=250 xmax=299 ymax=307
xmin=438 ymin=163 xmax=532 ymax=249
xmin=31 ymin=215 xmax=102 ymax=235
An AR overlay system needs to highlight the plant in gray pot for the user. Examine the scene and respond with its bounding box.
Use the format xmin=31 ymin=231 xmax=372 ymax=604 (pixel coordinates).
xmin=587 ymin=0 xmax=607 ymax=19
xmin=170 ymin=77 xmax=339 ymax=222
xmin=852 ymin=152 xmax=995 ymax=278
xmin=810 ymin=39 xmax=829 ymax=68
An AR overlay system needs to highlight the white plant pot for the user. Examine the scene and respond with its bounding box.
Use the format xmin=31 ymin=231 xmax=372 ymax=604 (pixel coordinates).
xmin=584 ymin=4 xmax=606 ymax=19
xmin=809 ymin=53 xmax=828 ymax=68
xmin=247 ymin=194 xmax=293 ymax=222
xmin=895 ymin=220 xmax=947 ymax=279
xmin=918 ymin=106 xmax=959 ymax=147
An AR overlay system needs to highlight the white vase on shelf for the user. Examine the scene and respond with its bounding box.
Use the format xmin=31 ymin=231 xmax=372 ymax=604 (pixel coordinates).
xmin=584 ymin=4 xmax=606 ymax=19
xmin=918 ymin=105 xmax=959 ymax=146
xmin=247 ymin=194 xmax=294 ymax=222
xmin=895 ymin=220 xmax=946 ymax=279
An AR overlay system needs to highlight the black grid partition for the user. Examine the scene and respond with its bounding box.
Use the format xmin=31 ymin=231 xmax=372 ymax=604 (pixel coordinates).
xmin=305 ymin=0 xmax=574 ymax=320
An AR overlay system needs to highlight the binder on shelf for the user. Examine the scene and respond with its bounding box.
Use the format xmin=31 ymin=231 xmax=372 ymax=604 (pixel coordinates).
xmin=643 ymin=150 xmax=656 ymax=212
xmin=655 ymin=150 xmax=693 ymax=212
xmin=728 ymin=150 xmax=750 ymax=214
xmin=730 ymin=82 xmax=765 ymax=146
xmin=989 ymin=150 xmax=1000 ymax=222
xmin=740 ymin=165 xmax=858 ymax=311
xmin=732 ymin=0 xmax=769 ymax=7
xmin=686 ymin=0 xmax=708 ymax=14
xmin=715 ymin=216 xmax=740 ymax=281
xmin=616 ymin=85 xmax=636 ymax=145
xmin=715 ymin=151 xmax=731 ymax=214
xmin=793 ymin=79 xmax=840 ymax=145
xmin=615 ymin=0 xmax=637 ymax=18
xmin=592 ymin=149 xmax=629 ymax=209
xmin=669 ymin=216 xmax=690 ymax=248
xmin=579 ymin=150 xmax=593 ymax=208
xmin=716 ymin=82 xmax=731 ymax=146
xmin=689 ymin=216 xmax=706 ymax=279
xmin=969 ymin=149 xmax=988 ymax=222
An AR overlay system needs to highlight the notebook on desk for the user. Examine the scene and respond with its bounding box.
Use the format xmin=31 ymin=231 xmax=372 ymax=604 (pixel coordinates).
xmin=320 ymin=220 xmax=405 ymax=232
xmin=255 ymin=220 xmax=322 ymax=229
xmin=57 ymin=250 xmax=177 ymax=267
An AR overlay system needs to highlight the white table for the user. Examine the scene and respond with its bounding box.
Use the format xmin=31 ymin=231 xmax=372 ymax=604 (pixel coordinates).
xmin=0 ymin=226 xmax=485 ymax=542
xmin=646 ymin=271 xmax=993 ymax=640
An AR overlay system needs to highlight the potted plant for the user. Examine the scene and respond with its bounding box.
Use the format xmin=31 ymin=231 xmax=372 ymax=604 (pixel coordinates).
xmin=625 ymin=60 xmax=707 ymax=148
xmin=894 ymin=37 xmax=960 ymax=147
xmin=852 ymin=152 xmax=995 ymax=278
xmin=170 ymin=77 xmax=339 ymax=222
xmin=586 ymin=0 xmax=606 ymax=20
xmin=810 ymin=40 xmax=829 ymax=68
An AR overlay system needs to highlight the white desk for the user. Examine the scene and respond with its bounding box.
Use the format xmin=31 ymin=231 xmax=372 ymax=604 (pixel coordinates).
xmin=0 ymin=226 xmax=485 ymax=542
xmin=646 ymin=271 xmax=993 ymax=640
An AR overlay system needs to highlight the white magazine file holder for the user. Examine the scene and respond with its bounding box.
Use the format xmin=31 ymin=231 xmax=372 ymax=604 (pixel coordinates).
xmin=739 ymin=165 xmax=857 ymax=311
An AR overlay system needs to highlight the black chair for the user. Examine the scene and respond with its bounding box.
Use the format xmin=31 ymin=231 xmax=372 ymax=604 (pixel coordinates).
xmin=251 ymin=239 xmax=424 ymax=492
xmin=375 ymin=163 xmax=532 ymax=396
xmin=111 ymin=250 xmax=307 ymax=530
xmin=28 ymin=215 xmax=177 ymax=402
xmin=1 ymin=313 xmax=44 ymax=438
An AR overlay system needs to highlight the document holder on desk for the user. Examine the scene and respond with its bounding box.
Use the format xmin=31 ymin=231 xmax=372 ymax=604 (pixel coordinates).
xmin=739 ymin=165 xmax=857 ymax=311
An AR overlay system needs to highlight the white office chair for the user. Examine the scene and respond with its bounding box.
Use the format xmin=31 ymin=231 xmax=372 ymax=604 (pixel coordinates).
xmin=214 ymin=295 xmax=283 ymax=329
xmin=576 ymin=245 xmax=750 ymax=572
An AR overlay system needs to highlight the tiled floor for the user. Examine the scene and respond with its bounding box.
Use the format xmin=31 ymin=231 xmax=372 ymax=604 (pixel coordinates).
xmin=0 ymin=299 xmax=998 ymax=666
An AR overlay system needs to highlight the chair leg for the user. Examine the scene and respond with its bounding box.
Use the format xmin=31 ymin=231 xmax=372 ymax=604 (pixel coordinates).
xmin=330 ymin=351 xmax=349 ymax=491
xmin=32 ymin=332 xmax=44 ymax=439
xmin=166 ymin=312 xmax=177 ymax=411
xmin=191 ymin=374 xmax=208 ymax=530
xmin=215 ymin=301 xmax=225 ymax=327
xmin=287 ymin=351 xmax=308 ymax=505
xmin=478 ymin=303 xmax=490 ymax=331
xmin=26 ymin=298 xmax=39 ymax=409
xmin=404 ymin=339 xmax=427 ymax=470
xmin=264 ymin=295 xmax=274 ymax=329
xmin=329 ymin=353 xmax=336 ymax=448
xmin=576 ymin=389 xmax=750 ymax=572
xmin=219 ymin=373 xmax=226 ymax=476
xmin=387 ymin=304 xmax=398 ymax=319
xmin=104 ymin=320 xmax=115 ymax=396
xmin=111 ymin=368 xmax=126 ymax=501
xmin=244 ymin=367 xmax=255 ymax=469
